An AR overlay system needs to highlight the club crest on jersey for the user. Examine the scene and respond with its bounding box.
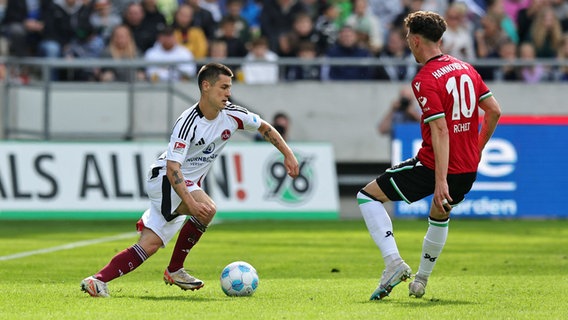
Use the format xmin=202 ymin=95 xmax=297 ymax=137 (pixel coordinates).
xmin=221 ymin=129 xmax=231 ymax=141
xmin=173 ymin=141 xmax=186 ymax=154
xmin=185 ymin=180 xmax=194 ymax=187
xmin=203 ymin=142 xmax=216 ymax=154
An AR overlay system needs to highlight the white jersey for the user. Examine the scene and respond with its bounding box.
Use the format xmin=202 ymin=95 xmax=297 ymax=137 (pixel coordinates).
xmin=152 ymin=102 xmax=261 ymax=186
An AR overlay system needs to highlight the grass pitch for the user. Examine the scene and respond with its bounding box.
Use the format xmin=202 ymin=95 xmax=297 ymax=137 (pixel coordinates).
xmin=0 ymin=219 xmax=567 ymax=319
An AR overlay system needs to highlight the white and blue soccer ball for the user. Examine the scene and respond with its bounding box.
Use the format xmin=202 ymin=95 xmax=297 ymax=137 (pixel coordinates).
xmin=220 ymin=261 xmax=259 ymax=297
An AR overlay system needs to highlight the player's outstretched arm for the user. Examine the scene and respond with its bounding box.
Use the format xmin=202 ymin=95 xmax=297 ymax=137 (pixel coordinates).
xmin=478 ymin=95 xmax=502 ymax=156
xmin=257 ymin=120 xmax=299 ymax=178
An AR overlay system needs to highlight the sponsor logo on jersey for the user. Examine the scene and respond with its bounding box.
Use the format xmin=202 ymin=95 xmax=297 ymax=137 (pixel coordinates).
xmin=418 ymin=96 xmax=428 ymax=107
xmin=221 ymin=129 xmax=231 ymax=141
xmin=173 ymin=142 xmax=186 ymax=154
xmin=195 ymin=138 xmax=205 ymax=146
xmin=203 ymin=142 xmax=216 ymax=154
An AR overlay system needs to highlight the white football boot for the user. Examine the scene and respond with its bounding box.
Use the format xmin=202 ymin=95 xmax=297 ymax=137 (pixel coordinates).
xmin=164 ymin=268 xmax=204 ymax=291
xmin=409 ymin=275 xmax=428 ymax=298
xmin=81 ymin=276 xmax=110 ymax=297
xmin=370 ymin=260 xmax=412 ymax=300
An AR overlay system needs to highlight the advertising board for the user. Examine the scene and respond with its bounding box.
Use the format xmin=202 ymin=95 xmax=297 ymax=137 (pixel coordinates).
xmin=0 ymin=142 xmax=338 ymax=220
xmin=392 ymin=116 xmax=568 ymax=218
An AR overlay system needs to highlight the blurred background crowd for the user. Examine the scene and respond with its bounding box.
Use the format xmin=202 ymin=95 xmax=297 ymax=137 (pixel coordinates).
xmin=1 ymin=0 xmax=568 ymax=83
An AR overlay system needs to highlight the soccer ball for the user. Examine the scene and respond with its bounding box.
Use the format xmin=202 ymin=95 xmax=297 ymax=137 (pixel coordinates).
xmin=220 ymin=261 xmax=259 ymax=297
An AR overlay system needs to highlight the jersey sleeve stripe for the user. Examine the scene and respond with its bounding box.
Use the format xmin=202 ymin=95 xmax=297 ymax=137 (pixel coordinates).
xmin=479 ymin=91 xmax=493 ymax=101
xmin=225 ymin=104 xmax=249 ymax=114
xmin=424 ymin=113 xmax=445 ymax=123
xmin=178 ymin=109 xmax=199 ymax=140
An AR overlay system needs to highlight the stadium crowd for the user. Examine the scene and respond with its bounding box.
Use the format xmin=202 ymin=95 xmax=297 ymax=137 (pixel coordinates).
xmin=1 ymin=0 xmax=568 ymax=83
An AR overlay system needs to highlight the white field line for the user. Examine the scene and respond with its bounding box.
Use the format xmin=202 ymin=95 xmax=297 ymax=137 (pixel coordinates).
xmin=0 ymin=232 xmax=138 ymax=261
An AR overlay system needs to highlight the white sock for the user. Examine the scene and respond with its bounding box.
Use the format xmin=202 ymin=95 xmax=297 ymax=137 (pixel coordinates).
xmin=357 ymin=191 xmax=401 ymax=265
xmin=417 ymin=218 xmax=449 ymax=278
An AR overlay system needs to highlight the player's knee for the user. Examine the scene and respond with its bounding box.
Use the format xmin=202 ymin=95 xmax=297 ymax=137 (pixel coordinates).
xmin=138 ymin=230 xmax=163 ymax=256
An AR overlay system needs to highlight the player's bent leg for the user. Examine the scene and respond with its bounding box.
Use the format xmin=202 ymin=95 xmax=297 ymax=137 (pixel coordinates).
xmin=410 ymin=202 xmax=450 ymax=299
xmin=165 ymin=190 xmax=215 ymax=291
xmin=358 ymin=182 xmax=410 ymax=300
xmin=137 ymin=227 xmax=164 ymax=256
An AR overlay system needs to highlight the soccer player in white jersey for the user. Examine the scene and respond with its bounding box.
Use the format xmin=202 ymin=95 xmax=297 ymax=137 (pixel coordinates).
xmin=81 ymin=63 xmax=299 ymax=297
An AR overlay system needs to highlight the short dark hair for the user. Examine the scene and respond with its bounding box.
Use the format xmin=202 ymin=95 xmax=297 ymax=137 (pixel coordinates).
xmin=197 ymin=63 xmax=233 ymax=91
xmin=404 ymin=11 xmax=447 ymax=42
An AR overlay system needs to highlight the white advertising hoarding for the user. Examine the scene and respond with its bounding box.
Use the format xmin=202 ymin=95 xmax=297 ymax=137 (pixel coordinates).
xmin=0 ymin=142 xmax=338 ymax=220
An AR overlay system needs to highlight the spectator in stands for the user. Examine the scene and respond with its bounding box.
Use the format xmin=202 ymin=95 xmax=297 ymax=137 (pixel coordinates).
xmin=333 ymin=0 xmax=353 ymax=27
xmin=378 ymin=85 xmax=421 ymax=137
xmin=41 ymin=0 xmax=94 ymax=80
xmin=144 ymin=25 xmax=196 ymax=82
xmin=172 ymin=4 xmax=208 ymax=59
xmin=495 ymin=39 xmax=521 ymax=81
xmin=216 ymin=16 xmax=248 ymax=58
xmin=271 ymin=112 xmax=290 ymax=141
xmin=344 ymin=0 xmax=384 ymax=54
xmin=183 ymin=0 xmax=216 ymax=39
xmin=374 ymin=28 xmax=417 ymax=81
xmin=475 ymin=12 xmax=510 ymax=59
xmin=240 ymin=0 xmax=262 ymax=38
xmin=278 ymin=12 xmax=320 ymax=57
xmin=209 ymin=38 xmax=228 ymax=60
xmin=260 ymin=0 xmax=308 ymax=52
xmin=516 ymin=0 xmax=548 ymax=43
xmin=421 ymin=0 xmax=448 ymax=13
xmin=503 ymin=0 xmax=530 ymax=25
xmin=142 ymin=0 xmax=167 ymax=30
xmin=324 ymin=25 xmax=372 ymax=80
xmin=90 ymin=0 xmax=122 ymax=44
xmin=156 ymin=0 xmax=179 ymax=24
xmin=474 ymin=12 xmax=512 ymax=80
xmin=99 ymin=24 xmax=145 ymax=82
xmin=200 ymin=0 xmax=223 ymax=23
xmin=519 ymin=41 xmax=550 ymax=83
xmin=63 ymin=24 xmax=106 ymax=81
xmin=486 ymin=0 xmax=519 ymax=44
xmin=442 ymin=1 xmax=476 ymax=62
xmin=241 ymin=36 xmax=279 ymax=84
xmin=551 ymin=0 xmax=568 ymax=31
xmin=122 ymin=2 xmax=158 ymax=53
xmin=298 ymin=0 xmax=323 ymax=21
xmin=314 ymin=2 xmax=340 ymax=55
xmin=528 ymin=5 xmax=562 ymax=58
xmin=391 ymin=0 xmax=425 ymax=31
xmin=254 ymin=111 xmax=291 ymax=141
xmin=367 ymin=0 xmax=403 ymax=34
xmin=555 ymin=33 xmax=568 ymax=81
xmin=223 ymin=0 xmax=252 ymax=44
xmin=284 ymin=41 xmax=321 ymax=80
xmin=0 ymin=0 xmax=52 ymax=57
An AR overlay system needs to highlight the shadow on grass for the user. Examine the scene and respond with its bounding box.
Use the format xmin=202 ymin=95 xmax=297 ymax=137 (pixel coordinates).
xmin=118 ymin=295 xmax=225 ymax=302
xmin=365 ymin=297 xmax=478 ymax=307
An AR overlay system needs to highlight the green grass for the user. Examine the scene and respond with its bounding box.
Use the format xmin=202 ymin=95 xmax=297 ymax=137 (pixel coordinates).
xmin=0 ymin=219 xmax=567 ymax=319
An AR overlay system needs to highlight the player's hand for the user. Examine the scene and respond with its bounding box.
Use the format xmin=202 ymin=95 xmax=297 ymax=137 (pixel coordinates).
xmin=433 ymin=182 xmax=453 ymax=217
xmin=189 ymin=202 xmax=215 ymax=221
xmin=284 ymin=154 xmax=299 ymax=179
